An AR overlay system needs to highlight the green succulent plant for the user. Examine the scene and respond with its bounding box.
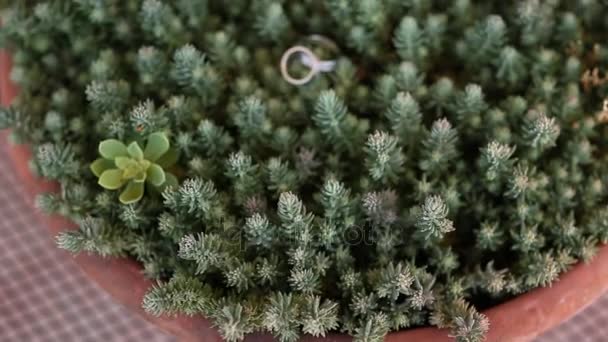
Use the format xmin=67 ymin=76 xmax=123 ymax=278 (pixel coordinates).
xmin=90 ymin=132 xmax=178 ymax=204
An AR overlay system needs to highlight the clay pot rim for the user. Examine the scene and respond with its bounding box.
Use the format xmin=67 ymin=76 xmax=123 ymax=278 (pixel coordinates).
xmin=2 ymin=51 xmax=608 ymax=342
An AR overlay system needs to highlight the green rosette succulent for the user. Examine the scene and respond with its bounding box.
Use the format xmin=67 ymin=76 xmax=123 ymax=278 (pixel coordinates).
xmin=90 ymin=132 xmax=178 ymax=204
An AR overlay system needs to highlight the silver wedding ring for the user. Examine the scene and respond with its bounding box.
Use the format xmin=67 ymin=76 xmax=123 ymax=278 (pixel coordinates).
xmin=280 ymin=35 xmax=338 ymax=86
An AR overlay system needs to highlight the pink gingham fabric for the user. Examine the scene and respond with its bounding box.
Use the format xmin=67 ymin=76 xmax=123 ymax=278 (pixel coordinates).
xmin=0 ymin=141 xmax=174 ymax=342
xmin=0 ymin=138 xmax=606 ymax=341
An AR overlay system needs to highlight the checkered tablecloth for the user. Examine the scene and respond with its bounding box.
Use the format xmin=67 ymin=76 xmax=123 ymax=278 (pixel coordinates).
xmin=0 ymin=139 xmax=607 ymax=342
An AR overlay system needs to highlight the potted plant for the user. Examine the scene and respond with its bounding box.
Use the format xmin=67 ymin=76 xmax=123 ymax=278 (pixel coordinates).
xmin=1 ymin=1 xmax=608 ymax=341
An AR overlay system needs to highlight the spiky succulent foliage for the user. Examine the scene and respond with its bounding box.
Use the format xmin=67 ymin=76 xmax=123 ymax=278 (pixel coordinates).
xmin=2 ymin=1 xmax=608 ymax=341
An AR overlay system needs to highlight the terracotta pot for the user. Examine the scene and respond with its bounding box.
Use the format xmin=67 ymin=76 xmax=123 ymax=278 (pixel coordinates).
xmin=2 ymin=51 xmax=608 ymax=342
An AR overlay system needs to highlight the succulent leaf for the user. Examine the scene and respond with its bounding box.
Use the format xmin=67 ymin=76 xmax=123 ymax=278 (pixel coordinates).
xmin=144 ymin=132 xmax=170 ymax=161
xmin=114 ymin=156 xmax=132 ymax=169
xmin=127 ymin=141 xmax=145 ymax=160
xmin=98 ymin=169 xmax=125 ymax=189
xmin=120 ymin=181 xmax=144 ymax=204
xmin=99 ymin=139 xmax=128 ymax=159
xmin=90 ymin=158 xmax=115 ymax=177
xmin=156 ymin=147 xmax=179 ymax=168
xmin=147 ymin=163 xmax=166 ymax=186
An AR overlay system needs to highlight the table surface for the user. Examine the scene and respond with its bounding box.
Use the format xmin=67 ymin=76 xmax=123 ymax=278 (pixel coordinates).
xmin=0 ymin=141 xmax=607 ymax=342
